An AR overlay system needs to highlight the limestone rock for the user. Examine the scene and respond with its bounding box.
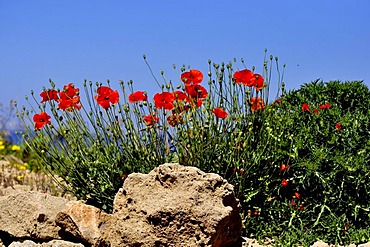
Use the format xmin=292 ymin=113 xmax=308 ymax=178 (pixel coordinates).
xmin=310 ymin=240 xmax=357 ymax=247
xmin=105 ymin=163 xmax=242 ymax=247
xmin=8 ymin=240 xmax=84 ymax=247
xmin=0 ymin=191 xmax=69 ymax=240
xmin=8 ymin=240 xmax=38 ymax=247
xmin=310 ymin=240 xmax=330 ymax=247
xmin=359 ymin=243 xmax=370 ymax=247
xmin=55 ymin=200 xmax=110 ymax=246
xmin=0 ymin=164 xmax=242 ymax=246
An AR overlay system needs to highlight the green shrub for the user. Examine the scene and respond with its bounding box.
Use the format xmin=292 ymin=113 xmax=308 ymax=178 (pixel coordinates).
xmin=241 ymin=80 xmax=370 ymax=245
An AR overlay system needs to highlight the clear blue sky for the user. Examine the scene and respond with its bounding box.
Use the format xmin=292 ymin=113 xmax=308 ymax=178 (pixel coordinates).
xmin=1 ymin=0 xmax=369 ymax=114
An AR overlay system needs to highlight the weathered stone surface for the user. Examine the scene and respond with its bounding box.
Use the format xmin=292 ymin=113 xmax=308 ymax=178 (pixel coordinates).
xmin=8 ymin=240 xmax=84 ymax=247
xmin=105 ymin=163 xmax=242 ymax=247
xmin=0 ymin=191 xmax=69 ymax=240
xmin=0 ymin=163 xmax=243 ymax=246
xmin=309 ymin=240 xmax=359 ymax=247
xmin=359 ymin=243 xmax=370 ymax=247
xmin=0 ymin=184 xmax=32 ymax=196
xmin=55 ymin=200 xmax=110 ymax=246
xmin=8 ymin=240 xmax=38 ymax=247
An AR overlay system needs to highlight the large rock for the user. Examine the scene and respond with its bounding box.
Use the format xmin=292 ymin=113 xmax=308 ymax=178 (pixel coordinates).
xmin=55 ymin=201 xmax=110 ymax=246
xmin=103 ymin=163 xmax=242 ymax=246
xmin=0 ymin=191 xmax=69 ymax=240
xmin=0 ymin=163 xmax=242 ymax=246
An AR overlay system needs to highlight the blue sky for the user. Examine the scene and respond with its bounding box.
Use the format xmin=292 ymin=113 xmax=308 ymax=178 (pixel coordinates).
xmin=1 ymin=0 xmax=369 ymax=115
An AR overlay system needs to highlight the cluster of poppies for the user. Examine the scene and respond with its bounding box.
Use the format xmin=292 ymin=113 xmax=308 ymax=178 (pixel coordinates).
xmin=233 ymin=69 xmax=266 ymax=113
xmin=128 ymin=69 xmax=229 ymax=127
xmin=33 ymin=68 xmax=266 ymax=130
xmin=40 ymin=83 xmax=82 ymax=111
xmin=278 ymin=163 xmax=305 ymax=211
xmin=33 ymin=84 xmax=119 ymax=130
xmin=301 ymin=102 xmax=341 ymax=130
xmin=301 ymin=102 xmax=331 ymax=114
xmin=233 ymin=68 xmax=265 ymax=91
xmin=128 ymin=68 xmax=267 ymax=127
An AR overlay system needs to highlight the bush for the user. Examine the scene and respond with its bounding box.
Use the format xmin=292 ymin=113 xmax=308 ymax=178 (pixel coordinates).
xmin=241 ymin=80 xmax=370 ymax=245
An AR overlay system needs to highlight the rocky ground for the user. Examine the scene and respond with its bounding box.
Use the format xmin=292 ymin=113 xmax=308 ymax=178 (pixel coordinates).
xmin=0 ymin=158 xmax=72 ymax=198
xmin=1 ymin=158 xmax=370 ymax=247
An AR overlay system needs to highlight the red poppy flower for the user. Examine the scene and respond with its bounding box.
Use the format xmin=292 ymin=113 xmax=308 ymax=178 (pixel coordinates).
xmin=319 ymin=103 xmax=331 ymax=110
xmin=313 ymin=109 xmax=319 ymax=115
xmin=250 ymin=97 xmax=266 ymax=112
xmin=253 ymin=74 xmax=265 ymax=91
xmin=173 ymin=90 xmax=188 ymax=101
xmin=58 ymin=83 xmax=81 ymax=111
xmin=282 ymin=179 xmax=288 ymax=187
xmin=62 ymin=83 xmax=79 ymax=98
xmin=167 ymin=114 xmax=183 ymax=127
xmin=40 ymin=90 xmax=59 ymax=103
xmin=212 ymin=107 xmax=228 ymax=119
xmin=94 ymin=86 xmax=119 ymax=109
xmin=142 ymin=114 xmax=159 ymax=125
xmin=181 ymin=69 xmax=203 ymax=85
xmin=233 ymin=69 xmax=255 ymax=86
xmin=185 ymin=84 xmax=208 ymax=99
xmin=272 ymin=98 xmax=283 ymax=106
xmin=294 ymin=192 xmax=301 ymax=200
xmin=33 ymin=112 xmax=51 ymax=130
xmin=58 ymin=95 xmax=81 ymax=111
xmin=336 ymin=122 xmax=341 ymax=130
xmin=128 ymin=91 xmax=147 ymax=103
xmin=301 ymin=103 xmax=310 ymax=112
xmin=279 ymin=164 xmax=290 ymax=173
xmin=153 ymin=92 xmax=175 ymax=110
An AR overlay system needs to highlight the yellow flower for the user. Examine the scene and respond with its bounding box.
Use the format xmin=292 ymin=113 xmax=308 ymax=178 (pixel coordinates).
xmin=14 ymin=163 xmax=27 ymax=170
xmin=11 ymin=145 xmax=21 ymax=151
xmin=17 ymin=174 xmax=24 ymax=180
xmin=0 ymin=145 xmax=4 ymax=150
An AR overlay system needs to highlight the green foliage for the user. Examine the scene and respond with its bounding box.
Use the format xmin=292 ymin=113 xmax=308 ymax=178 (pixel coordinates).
xmin=241 ymin=80 xmax=370 ymax=245
xmin=17 ymin=52 xmax=370 ymax=245
xmin=0 ymin=139 xmax=24 ymax=160
xmin=18 ymin=52 xmax=281 ymax=212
